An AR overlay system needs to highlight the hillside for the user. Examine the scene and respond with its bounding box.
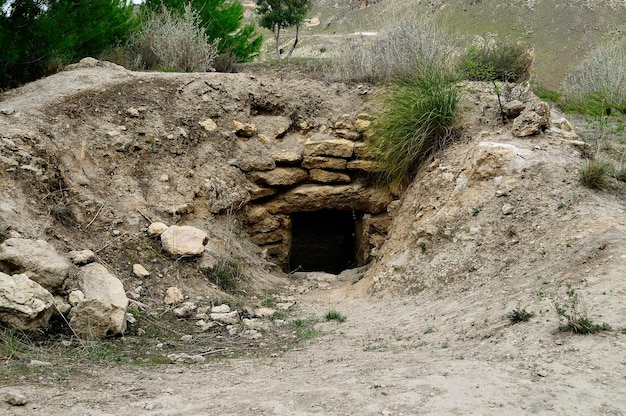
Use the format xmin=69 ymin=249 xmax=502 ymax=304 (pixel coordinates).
xmin=1 ymin=61 xmax=625 ymax=414
xmin=272 ymin=0 xmax=626 ymax=89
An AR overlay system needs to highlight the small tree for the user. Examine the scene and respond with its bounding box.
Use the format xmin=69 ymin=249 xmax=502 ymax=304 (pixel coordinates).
xmin=257 ymin=0 xmax=312 ymax=58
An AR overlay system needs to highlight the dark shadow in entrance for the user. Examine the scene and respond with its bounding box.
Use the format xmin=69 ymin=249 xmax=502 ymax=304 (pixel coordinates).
xmin=289 ymin=210 xmax=357 ymax=274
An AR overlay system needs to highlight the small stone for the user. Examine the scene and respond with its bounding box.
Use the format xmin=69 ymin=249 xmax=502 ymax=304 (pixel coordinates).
xmin=4 ymin=391 xmax=27 ymax=406
xmin=211 ymin=304 xmax=230 ymax=313
xmin=53 ymin=296 xmax=71 ymax=315
xmin=67 ymin=250 xmax=95 ymax=265
xmin=133 ymin=264 xmax=150 ymax=278
xmin=196 ymin=320 xmax=217 ymax=331
xmin=147 ymin=222 xmax=168 ymax=237
xmin=136 ymin=328 xmax=147 ymax=336
xmin=127 ymin=107 xmax=140 ymax=117
xmin=255 ymin=307 xmax=276 ymax=318
xmin=502 ymin=204 xmax=514 ymax=215
xmin=68 ymin=290 xmax=84 ymax=306
xmin=164 ymin=287 xmax=184 ymax=305
xmin=199 ymin=118 xmax=218 ymax=132
xmin=29 ymin=359 xmax=52 ymax=366
xmin=174 ymin=302 xmax=197 ymax=318
xmin=125 ymin=312 xmax=137 ymax=324
xmin=159 ymin=174 xmax=169 ymax=182
xmin=167 ymin=353 xmax=205 ymax=364
xmin=180 ymin=335 xmax=193 ymax=342
xmin=234 ymin=120 xmax=257 ymax=138
xmin=210 ymin=311 xmax=239 ymax=325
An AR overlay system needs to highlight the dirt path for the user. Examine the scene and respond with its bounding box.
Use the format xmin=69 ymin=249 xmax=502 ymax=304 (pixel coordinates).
xmin=3 ymin=269 xmax=625 ymax=416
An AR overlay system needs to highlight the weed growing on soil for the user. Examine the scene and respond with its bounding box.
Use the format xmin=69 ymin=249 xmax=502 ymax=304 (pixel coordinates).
xmin=293 ymin=317 xmax=318 ymax=340
xmin=554 ymin=287 xmax=611 ymax=334
xmin=368 ymin=64 xmax=460 ymax=185
xmin=205 ymin=257 xmax=244 ymax=292
xmin=324 ymin=310 xmax=347 ymax=323
xmin=507 ymin=306 xmax=534 ymax=324
xmin=423 ymin=327 xmax=435 ymax=334
xmin=579 ymin=158 xmax=613 ymax=189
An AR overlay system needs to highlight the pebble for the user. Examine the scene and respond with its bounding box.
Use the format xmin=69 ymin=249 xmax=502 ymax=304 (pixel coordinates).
xmin=4 ymin=391 xmax=27 ymax=406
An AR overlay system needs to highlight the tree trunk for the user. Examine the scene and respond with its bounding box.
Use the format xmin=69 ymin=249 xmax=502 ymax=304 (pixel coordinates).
xmin=285 ymin=25 xmax=300 ymax=59
xmin=274 ymin=26 xmax=281 ymax=58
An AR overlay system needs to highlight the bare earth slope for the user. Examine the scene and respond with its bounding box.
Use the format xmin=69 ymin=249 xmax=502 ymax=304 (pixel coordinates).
xmin=1 ymin=63 xmax=625 ymax=415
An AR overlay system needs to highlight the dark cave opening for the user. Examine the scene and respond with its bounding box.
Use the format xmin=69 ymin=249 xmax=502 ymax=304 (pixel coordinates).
xmin=289 ymin=210 xmax=358 ymax=274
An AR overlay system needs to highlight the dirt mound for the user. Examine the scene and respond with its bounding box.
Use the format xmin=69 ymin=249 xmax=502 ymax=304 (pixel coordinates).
xmin=1 ymin=62 xmax=626 ymax=415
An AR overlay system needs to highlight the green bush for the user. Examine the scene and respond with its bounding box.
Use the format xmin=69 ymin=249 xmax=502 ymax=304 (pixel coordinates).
xmin=367 ymin=64 xmax=460 ymax=185
xmin=205 ymin=257 xmax=245 ymax=292
xmin=131 ymin=4 xmax=219 ymax=72
xmin=459 ymin=39 xmax=533 ymax=83
xmin=326 ymin=16 xmax=458 ymax=83
xmin=562 ymin=36 xmax=626 ymax=115
xmin=554 ymin=287 xmax=611 ymax=334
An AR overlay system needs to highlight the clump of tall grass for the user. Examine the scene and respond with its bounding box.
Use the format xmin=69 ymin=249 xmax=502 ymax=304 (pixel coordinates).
xmin=579 ymin=158 xmax=613 ymax=189
xmin=130 ymin=4 xmax=218 ymax=72
xmin=326 ymin=15 xmax=458 ymax=83
xmin=367 ymin=64 xmax=460 ymax=186
xmin=562 ymin=36 xmax=626 ymax=115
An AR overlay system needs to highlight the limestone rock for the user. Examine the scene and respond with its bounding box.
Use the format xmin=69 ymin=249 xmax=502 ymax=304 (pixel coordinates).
xmin=69 ymin=263 xmax=129 ymax=337
xmin=210 ymin=311 xmax=239 ymax=325
xmin=502 ymin=204 xmax=514 ymax=215
xmin=167 ymin=353 xmax=206 ymax=364
xmin=68 ymin=290 xmax=84 ymax=306
xmin=249 ymin=168 xmax=308 ymax=186
xmin=247 ymin=183 xmax=278 ymax=201
xmin=199 ymin=118 xmax=218 ymax=132
xmin=309 ymin=169 xmax=351 ymax=184
xmin=233 ymin=120 xmax=257 ymax=138
xmin=212 ymin=304 xmax=231 ymax=313
xmin=354 ymin=118 xmax=371 ymax=133
xmin=511 ymin=101 xmax=550 ymax=137
xmin=302 ymin=156 xmax=347 ymax=170
xmin=53 ymin=296 xmax=71 ymax=315
xmin=164 ymin=287 xmax=184 ymax=305
xmin=263 ymin=183 xmax=393 ymax=215
xmin=249 ymin=216 xmax=282 ymax=234
xmin=503 ymin=100 xmax=525 ymax=118
xmin=252 ymin=115 xmax=291 ymax=139
xmin=132 ymin=264 xmax=150 ymax=278
xmin=469 ymin=142 xmax=531 ymax=180
xmin=304 ymin=137 xmax=354 ymax=158
xmin=0 ymin=272 xmax=54 ymax=330
xmin=254 ymin=307 xmax=276 ymax=318
xmin=0 ymin=238 xmax=71 ymax=292
xmin=245 ymin=206 xmax=271 ymax=224
xmin=4 ymin=391 xmax=28 ymax=406
xmin=346 ymin=160 xmax=383 ymax=172
xmin=148 ymin=222 xmax=168 ymax=237
xmin=353 ymin=142 xmax=369 ymax=158
xmin=234 ymin=138 xmax=275 ymax=172
xmin=271 ymin=149 xmax=302 ymax=164
xmin=160 ymin=225 xmax=207 ymax=257
xmin=67 ymin=250 xmax=95 ymax=266
xmin=174 ymin=302 xmax=197 ymax=318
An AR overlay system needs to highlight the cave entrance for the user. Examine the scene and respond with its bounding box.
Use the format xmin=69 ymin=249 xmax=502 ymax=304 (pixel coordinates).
xmin=289 ymin=210 xmax=360 ymax=274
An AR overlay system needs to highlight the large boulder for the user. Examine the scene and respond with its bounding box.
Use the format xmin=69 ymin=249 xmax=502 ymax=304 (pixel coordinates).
xmin=0 ymin=238 xmax=71 ymax=292
xmin=160 ymin=225 xmax=207 ymax=257
xmin=0 ymin=272 xmax=54 ymax=330
xmin=68 ymin=263 xmax=128 ymax=337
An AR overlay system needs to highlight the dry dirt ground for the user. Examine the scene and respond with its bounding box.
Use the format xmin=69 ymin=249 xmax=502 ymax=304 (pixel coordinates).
xmin=1 ymin=61 xmax=626 ymax=415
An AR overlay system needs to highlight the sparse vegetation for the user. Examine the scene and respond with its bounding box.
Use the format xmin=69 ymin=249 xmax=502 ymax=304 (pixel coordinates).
xmin=367 ymin=64 xmax=460 ymax=185
xmin=507 ymin=306 xmax=534 ymax=324
xmin=554 ymin=287 xmax=611 ymax=334
xmin=458 ymin=38 xmax=533 ymax=83
xmin=579 ymin=158 xmax=613 ymax=189
xmin=324 ymin=310 xmax=347 ymax=323
xmin=562 ymin=36 xmax=626 ymax=116
xmin=257 ymin=0 xmax=312 ymax=59
xmin=205 ymin=257 xmax=245 ymax=292
xmin=326 ymin=16 xmax=457 ymax=83
xmin=293 ymin=317 xmax=317 ymax=340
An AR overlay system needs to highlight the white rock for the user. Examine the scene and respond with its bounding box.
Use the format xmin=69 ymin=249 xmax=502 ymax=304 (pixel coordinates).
xmin=132 ymin=264 xmax=150 ymax=278
xmin=0 ymin=272 xmax=54 ymax=330
xmin=0 ymin=238 xmax=71 ymax=292
xmin=28 ymin=359 xmax=52 ymax=366
xmin=199 ymin=118 xmax=218 ymax=131
xmin=180 ymin=335 xmax=193 ymax=342
xmin=125 ymin=312 xmax=137 ymax=324
xmin=68 ymin=290 xmax=84 ymax=306
xmin=53 ymin=296 xmax=71 ymax=315
xmin=174 ymin=302 xmax=197 ymax=318
xmin=211 ymin=304 xmax=230 ymax=313
xmin=4 ymin=391 xmax=27 ymax=406
xmin=164 ymin=287 xmax=184 ymax=305
xmin=210 ymin=311 xmax=239 ymax=325
xmin=242 ymin=318 xmax=265 ymax=330
xmin=67 ymin=250 xmax=95 ymax=265
xmin=502 ymin=204 xmax=514 ymax=215
xmin=160 ymin=225 xmax=207 ymax=257
xmin=147 ymin=222 xmax=168 ymax=237
xmin=254 ymin=307 xmax=276 ymax=318
xmin=196 ymin=320 xmax=217 ymax=331
xmin=167 ymin=353 xmax=205 ymax=364
xmin=68 ymin=263 xmax=129 ymax=338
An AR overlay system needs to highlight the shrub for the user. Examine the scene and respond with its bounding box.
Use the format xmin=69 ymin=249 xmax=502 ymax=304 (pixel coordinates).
xmin=326 ymin=16 xmax=458 ymax=83
xmin=205 ymin=257 xmax=244 ymax=292
xmin=507 ymin=306 xmax=534 ymax=324
xmin=562 ymin=36 xmax=626 ymax=115
xmin=458 ymin=38 xmax=534 ymax=83
xmin=367 ymin=64 xmax=461 ymax=185
xmin=324 ymin=310 xmax=347 ymax=323
xmin=131 ymin=4 xmax=218 ymax=72
xmin=579 ymin=158 xmax=613 ymax=189
xmin=554 ymin=287 xmax=611 ymax=334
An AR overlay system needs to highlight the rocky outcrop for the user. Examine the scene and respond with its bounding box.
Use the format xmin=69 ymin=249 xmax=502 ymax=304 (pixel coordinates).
xmin=0 ymin=272 xmax=54 ymax=330
xmin=0 ymin=238 xmax=71 ymax=292
xmin=69 ymin=263 xmax=128 ymax=337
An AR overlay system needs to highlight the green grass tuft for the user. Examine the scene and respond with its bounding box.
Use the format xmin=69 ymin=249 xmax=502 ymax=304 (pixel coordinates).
xmin=579 ymin=158 xmax=613 ymax=189
xmin=324 ymin=310 xmax=347 ymax=323
xmin=368 ymin=64 xmax=460 ymax=186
